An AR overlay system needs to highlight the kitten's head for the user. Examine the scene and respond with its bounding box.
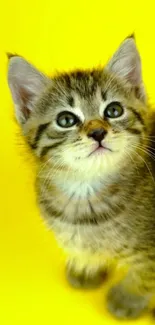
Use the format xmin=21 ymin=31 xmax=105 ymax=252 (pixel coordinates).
xmin=8 ymin=37 xmax=149 ymax=179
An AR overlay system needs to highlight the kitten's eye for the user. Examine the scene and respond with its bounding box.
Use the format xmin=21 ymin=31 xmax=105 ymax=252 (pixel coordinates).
xmin=57 ymin=111 xmax=79 ymax=128
xmin=104 ymin=102 xmax=124 ymax=118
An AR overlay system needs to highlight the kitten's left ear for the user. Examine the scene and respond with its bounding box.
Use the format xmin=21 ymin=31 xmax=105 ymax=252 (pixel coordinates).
xmin=105 ymin=36 xmax=146 ymax=101
xmin=7 ymin=56 xmax=51 ymax=124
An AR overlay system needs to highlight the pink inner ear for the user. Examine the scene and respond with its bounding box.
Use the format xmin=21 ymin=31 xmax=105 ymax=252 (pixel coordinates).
xmin=22 ymin=106 xmax=31 ymax=119
xmin=127 ymin=69 xmax=138 ymax=86
xmin=126 ymin=55 xmax=142 ymax=86
xmin=106 ymin=38 xmax=142 ymax=87
xmin=19 ymin=86 xmax=32 ymax=119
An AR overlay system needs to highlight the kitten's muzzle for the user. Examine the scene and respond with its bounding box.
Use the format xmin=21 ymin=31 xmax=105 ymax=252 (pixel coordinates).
xmin=88 ymin=128 xmax=107 ymax=143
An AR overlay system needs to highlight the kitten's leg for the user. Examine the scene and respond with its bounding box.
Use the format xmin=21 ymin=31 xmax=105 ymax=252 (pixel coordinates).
xmin=66 ymin=256 xmax=107 ymax=289
xmin=107 ymin=258 xmax=155 ymax=319
xmin=107 ymin=281 xmax=150 ymax=319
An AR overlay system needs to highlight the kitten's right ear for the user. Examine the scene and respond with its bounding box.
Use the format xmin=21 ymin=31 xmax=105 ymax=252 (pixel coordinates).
xmin=105 ymin=37 xmax=146 ymax=102
xmin=7 ymin=56 xmax=51 ymax=124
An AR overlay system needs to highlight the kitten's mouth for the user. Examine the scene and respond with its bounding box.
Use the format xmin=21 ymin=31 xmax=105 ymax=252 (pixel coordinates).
xmin=88 ymin=144 xmax=112 ymax=157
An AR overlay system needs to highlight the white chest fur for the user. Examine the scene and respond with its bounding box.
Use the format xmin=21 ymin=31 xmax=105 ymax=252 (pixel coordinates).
xmin=56 ymin=178 xmax=102 ymax=199
xmin=41 ymin=173 xmax=129 ymax=265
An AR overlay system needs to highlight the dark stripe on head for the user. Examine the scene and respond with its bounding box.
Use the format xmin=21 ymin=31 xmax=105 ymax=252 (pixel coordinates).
xmin=128 ymin=107 xmax=144 ymax=125
xmin=68 ymin=96 xmax=74 ymax=107
xmin=40 ymin=139 xmax=65 ymax=157
xmin=31 ymin=123 xmax=50 ymax=149
xmin=101 ymin=90 xmax=107 ymax=101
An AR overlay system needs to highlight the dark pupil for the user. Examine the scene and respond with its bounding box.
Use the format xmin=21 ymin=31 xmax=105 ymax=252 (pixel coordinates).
xmin=105 ymin=103 xmax=123 ymax=118
xmin=110 ymin=107 xmax=120 ymax=117
xmin=66 ymin=116 xmax=73 ymax=125
xmin=58 ymin=113 xmax=76 ymax=127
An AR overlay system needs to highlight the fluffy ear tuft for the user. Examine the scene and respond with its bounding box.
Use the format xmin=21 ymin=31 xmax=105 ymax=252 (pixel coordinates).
xmin=8 ymin=57 xmax=51 ymax=124
xmin=7 ymin=52 xmax=19 ymax=60
xmin=105 ymin=37 xmax=146 ymax=101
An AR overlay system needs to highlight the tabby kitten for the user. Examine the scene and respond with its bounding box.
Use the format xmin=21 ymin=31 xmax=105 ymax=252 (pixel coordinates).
xmin=8 ymin=37 xmax=155 ymax=319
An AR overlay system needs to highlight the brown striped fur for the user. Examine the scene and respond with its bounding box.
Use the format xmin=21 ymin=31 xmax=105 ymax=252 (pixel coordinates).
xmin=7 ymin=37 xmax=155 ymax=319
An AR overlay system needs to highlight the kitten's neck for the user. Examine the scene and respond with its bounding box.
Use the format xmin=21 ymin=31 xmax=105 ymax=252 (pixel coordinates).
xmin=50 ymin=166 xmax=126 ymax=200
xmin=54 ymin=174 xmax=103 ymax=199
xmin=38 ymin=157 xmax=148 ymax=201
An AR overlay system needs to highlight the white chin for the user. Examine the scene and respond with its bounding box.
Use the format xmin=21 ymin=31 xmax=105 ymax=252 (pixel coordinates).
xmin=67 ymin=151 xmax=120 ymax=179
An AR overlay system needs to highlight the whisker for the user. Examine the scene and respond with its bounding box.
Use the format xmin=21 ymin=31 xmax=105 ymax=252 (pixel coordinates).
xmin=124 ymin=148 xmax=140 ymax=177
xmin=130 ymin=145 xmax=155 ymax=183
xmin=131 ymin=144 xmax=155 ymax=161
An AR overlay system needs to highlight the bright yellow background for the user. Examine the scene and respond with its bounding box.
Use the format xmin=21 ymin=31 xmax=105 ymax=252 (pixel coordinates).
xmin=1 ymin=1 xmax=155 ymax=324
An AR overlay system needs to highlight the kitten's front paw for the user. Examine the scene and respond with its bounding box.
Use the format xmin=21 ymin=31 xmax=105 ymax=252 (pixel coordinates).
xmin=66 ymin=265 xmax=106 ymax=289
xmin=107 ymin=284 xmax=149 ymax=319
